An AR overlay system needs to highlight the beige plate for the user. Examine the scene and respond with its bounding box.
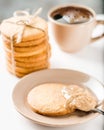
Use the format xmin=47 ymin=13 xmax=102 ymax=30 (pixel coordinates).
xmin=12 ymin=69 xmax=104 ymax=127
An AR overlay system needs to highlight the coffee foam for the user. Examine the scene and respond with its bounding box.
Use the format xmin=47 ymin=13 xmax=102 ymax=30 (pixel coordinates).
xmin=52 ymin=6 xmax=93 ymax=24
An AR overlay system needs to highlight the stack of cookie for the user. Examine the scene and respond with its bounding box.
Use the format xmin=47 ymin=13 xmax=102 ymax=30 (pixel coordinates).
xmin=0 ymin=13 xmax=51 ymax=77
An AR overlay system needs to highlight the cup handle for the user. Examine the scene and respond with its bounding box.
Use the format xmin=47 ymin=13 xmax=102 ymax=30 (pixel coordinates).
xmin=91 ymin=20 xmax=104 ymax=43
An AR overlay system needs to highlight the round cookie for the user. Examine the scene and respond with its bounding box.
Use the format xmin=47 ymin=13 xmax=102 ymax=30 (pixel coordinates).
xmin=2 ymin=34 xmax=48 ymax=47
xmin=0 ymin=16 xmax=48 ymax=42
xmin=4 ymin=41 xmax=48 ymax=52
xmin=5 ymin=43 xmax=51 ymax=61
xmin=4 ymin=42 xmax=48 ymax=57
xmin=27 ymin=83 xmax=75 ymax=116
xmin=7 ymin=58 xmax=48 ymax=68
xmin=6 ymin=51 xmax=48 ymax=63
xmin=1 ymin=13 xmax=51 ymax=78
xmin=7 ymin=61 xmax=49 ymax=74
xmin=7 ymin=64 xmax=49 ymax=77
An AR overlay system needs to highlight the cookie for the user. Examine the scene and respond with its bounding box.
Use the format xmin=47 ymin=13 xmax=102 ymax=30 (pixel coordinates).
xmin=4 ymin=42 xmax=48 ymax=57
xmin=0 ymin=16 xmax=48 ymax=42
xmin=7 ymin=65 xmax=48 ymax=78
xmin=4 ymin=41 xmax=48 ymax=52
xmin=27 ymin=83 xmax=97 ymax=116
xmin=27 ymin=83 xmax=75 ymax=116
xmin=1 ymin=13 xmax=51 ymax=77
xmin=5 ymin=42 xmax=51 ymax=59
xmin=7 ymin=61 xmax=49 ymax=74
xmin=6 ymin=51 xmax=48 ymax=63
xmin=7 ymin=58 xmax=48 ymax=68
xmin=2 ymin=34 xmax=48 ymax=47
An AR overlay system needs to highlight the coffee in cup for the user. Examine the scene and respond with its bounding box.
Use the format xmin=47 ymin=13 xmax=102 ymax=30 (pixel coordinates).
xmin=53 ymin=6 xmax=93 ymax=24
xmin=48 ymin=4 xmax=104 ymax=52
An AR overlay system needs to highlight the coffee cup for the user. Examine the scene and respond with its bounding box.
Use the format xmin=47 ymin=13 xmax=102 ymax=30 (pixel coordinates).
xmin=48 ymin=4 xmax=104 ymax=53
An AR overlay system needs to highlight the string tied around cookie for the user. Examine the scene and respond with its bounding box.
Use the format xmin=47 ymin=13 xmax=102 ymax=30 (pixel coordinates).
xmin=4 ymin=8 xmax=43 ymax=43
xmin=14 ymin=8 xmax=42 ymax=43
xmin=14 ymin=8 xmax=42 ymax=26
xmin=4 ymin=8 xmax=44 ymax=75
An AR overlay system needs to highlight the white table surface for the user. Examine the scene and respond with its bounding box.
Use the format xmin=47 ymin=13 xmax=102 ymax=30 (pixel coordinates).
xmin=0 ymin=16 xmax=104 ymax=130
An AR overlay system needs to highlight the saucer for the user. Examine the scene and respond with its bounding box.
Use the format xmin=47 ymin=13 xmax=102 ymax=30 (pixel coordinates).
xmin=12 ymin=69 xmax=104 ymax=127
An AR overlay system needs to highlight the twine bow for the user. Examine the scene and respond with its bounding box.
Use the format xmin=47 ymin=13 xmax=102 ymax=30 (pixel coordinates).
xmin=5 ymin=8 xmax=43 ymax=43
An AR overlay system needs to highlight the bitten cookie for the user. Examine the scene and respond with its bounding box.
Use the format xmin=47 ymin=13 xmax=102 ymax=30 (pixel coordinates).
xmin=27 ymin=83 xmax=75 ymax=116
xmin=27 ymin=83 xmax=98 ymax=116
